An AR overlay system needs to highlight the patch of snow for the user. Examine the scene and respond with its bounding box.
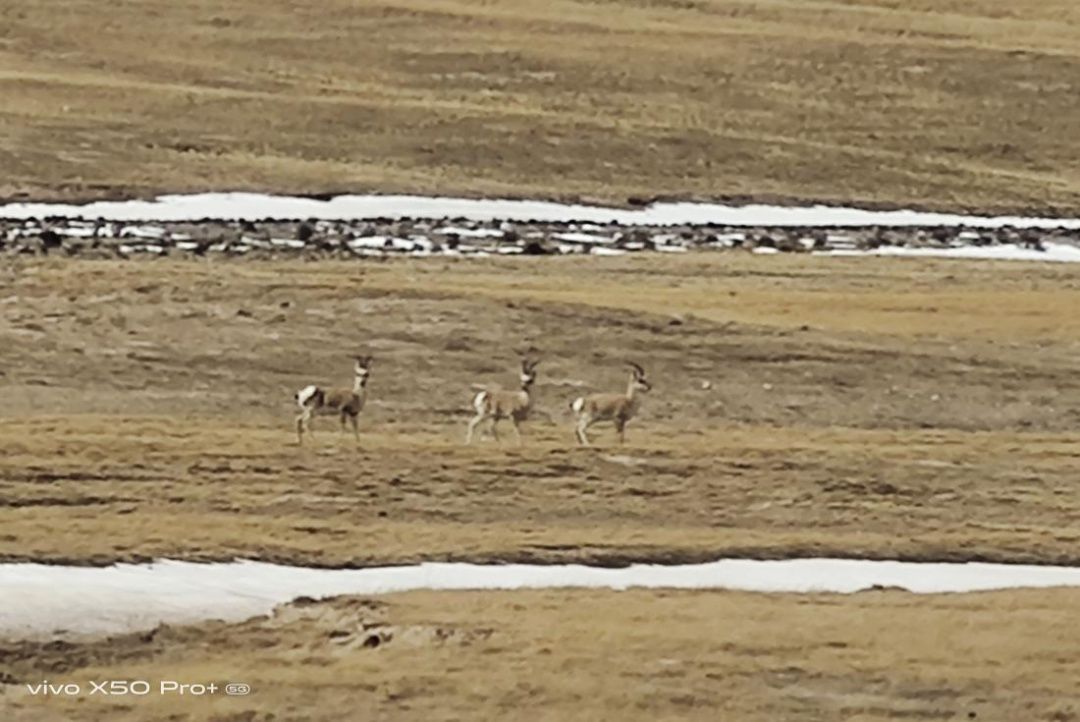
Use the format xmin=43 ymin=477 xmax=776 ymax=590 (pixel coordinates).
xmin=240 ymin=236 xmax=271 ymax=249
xmin=4 ymin=558 xmax=1080 ymax=637
xmin=270 ymin=238 xmax=307 ymax=249
xmin=553 ymin=232 xmax=616 ymax=245
xmin=820 ymin=242 xmax=1080 ymax=263
xmin=58 ymin=227 xmax=97 ymax=238
xmin=434 ymin=226 xmax=505 ymax=238
xmin=7 ymin=192 xmax=1076 ymax=228
xmin=113 ymin=242 xmax=167 ymax=254
xmin=347 ymin=236 xmax=408 ymax=251
xmin=348 ymin=235 xmax=431 ymax=252
xmin=119 ymin=225 xmax=167 ymax=239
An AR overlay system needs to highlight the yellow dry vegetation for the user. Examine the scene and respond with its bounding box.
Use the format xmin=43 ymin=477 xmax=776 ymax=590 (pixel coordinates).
xmin=4 ymin=588 xmax=1080 ymax=720
xmin=0 ymin=254 xmax=1077 ymax=566
xmin=2 ymin=0 xmax=1080 ymax=211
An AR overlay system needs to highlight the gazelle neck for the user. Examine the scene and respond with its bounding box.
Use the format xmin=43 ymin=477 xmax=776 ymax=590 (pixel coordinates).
xmin=625 ymin=372 xmax=638 ymax=402
xmin=353 ymin=374 xmax=368 ymax=393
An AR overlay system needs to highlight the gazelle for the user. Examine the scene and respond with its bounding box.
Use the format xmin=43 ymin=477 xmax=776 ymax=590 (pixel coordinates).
xmin=466 ymin=359 xmax=539 ymax=444
xmin=295 ymin=356 xmax=372 ymax=445
xmin=570 ymin=362 xmax=651 ymax=446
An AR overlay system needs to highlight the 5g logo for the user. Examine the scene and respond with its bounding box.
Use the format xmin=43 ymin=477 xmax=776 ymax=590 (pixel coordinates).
xmin=89 ymin=681 xmax=152 ymax=696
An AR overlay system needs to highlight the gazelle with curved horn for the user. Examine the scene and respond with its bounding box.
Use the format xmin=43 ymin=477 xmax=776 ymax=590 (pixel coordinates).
xmin=295 ymin=355 xmax=373 ymax=445
xmin=570 ymin=362 xmax=651 ymax=446
xmin=466 ymin=358 xmax=540 ymax=444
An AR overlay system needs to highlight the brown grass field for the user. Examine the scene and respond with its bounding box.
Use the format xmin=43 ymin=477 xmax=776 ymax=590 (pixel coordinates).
xmin=5 ymin=1 xmax=1080 ymax=715
xmin=1 ymin=254 xmax=1079 ymax=718
xmin=1 ymin=254 xmax=1079 ymax=567
xmin=4 ymin=588 xmax=1080 ymax=722
xmin=3 ymin=0 xmax=1080 ymax=213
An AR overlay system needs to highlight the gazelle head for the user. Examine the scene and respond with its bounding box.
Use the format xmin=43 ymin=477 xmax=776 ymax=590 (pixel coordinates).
xmin=627 ymin=361 xmax=651 ymax=393
xmin=520 ymin=358 xmax=539 ymax=389
xmin=354 ymin=355 xmax=373 ymax=387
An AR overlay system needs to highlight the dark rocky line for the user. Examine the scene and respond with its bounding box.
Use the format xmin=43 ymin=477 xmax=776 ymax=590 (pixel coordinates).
xmin=2 ymin=217 xmax=1078 ymax=259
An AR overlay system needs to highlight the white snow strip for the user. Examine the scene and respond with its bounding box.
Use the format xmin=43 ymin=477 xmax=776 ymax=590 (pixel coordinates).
xmin=2 ymin=557 xmax=1077 ymax=637
xmin=347 ymin=236 xmax=422 ymax=251
xmin=58 ymin=227 xmax=97 ymax=238
xmin=119 ymin=225 xmax=167 ymax=239
xmin=270 ymin=238 xmax=307 ymax=249
xmin=4 ymin=192 xmax=1079 ymax=228
xmin=820 ymin=242 xmax=1080 ymax=263
xmin=434 ymin=226 xmax=505 ymax=238
xmin=553 ymin=232 xmax=616 ymax=244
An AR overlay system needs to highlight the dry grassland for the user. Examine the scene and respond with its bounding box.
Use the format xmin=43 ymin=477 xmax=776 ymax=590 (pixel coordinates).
xmin=3 ymin=588 xmax=1080 ymax=721
xmin=3 ymin=0 xmax=1080 ymax=212
xmin=1 ymin=253 xmax=1079 ymax=720
xmin=1 ymin=253 xmax=1078 ymax=566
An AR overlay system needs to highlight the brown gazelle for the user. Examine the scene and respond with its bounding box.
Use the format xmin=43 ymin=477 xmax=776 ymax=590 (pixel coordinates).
xmin=295 ymin=356 xmax=372 ymax=445
xmin=466 ymin=359 xmax=539 ymax=444
xmin=570 ymin=362 xmax=651 ymax=446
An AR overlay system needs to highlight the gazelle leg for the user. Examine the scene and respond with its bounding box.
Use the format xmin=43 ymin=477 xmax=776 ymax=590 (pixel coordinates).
xmin=466 ymin=413 xmax=485 ymax=444
xmin=348 ymin=413 xmax=359 ymax=443
xmin=615 ymin=419 xmax=626 ymax=444
xmin=575 ymin=417 xmax=591 ymax=446
xmin=490 ymin=418 xmax=501 ymax=442
xmin=296 ymin=408 xmax=312 ymax=445
xmin=512 ymin=418 xmax=523 ymax=445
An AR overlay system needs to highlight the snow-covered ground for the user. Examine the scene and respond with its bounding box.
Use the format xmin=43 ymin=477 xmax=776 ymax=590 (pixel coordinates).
xmin=821 ymin=242 xmax=1080 ymax=263
xmin=3 ymin=192 xmax=1080 ymax=228
xmin=3 ymin=558 xmax=1080 ymax=637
